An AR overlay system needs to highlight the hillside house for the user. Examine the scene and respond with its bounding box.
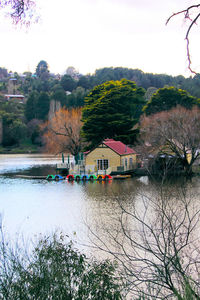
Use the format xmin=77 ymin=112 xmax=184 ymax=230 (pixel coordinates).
xmin=4 ymin=94 xmax=25 ymax=103
xmin=84 ymin=139 xmax=137 ymax=174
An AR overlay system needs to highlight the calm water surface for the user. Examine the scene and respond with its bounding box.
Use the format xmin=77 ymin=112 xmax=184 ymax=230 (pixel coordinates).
xmin=0 ymin=154 xmax=200 ymax=252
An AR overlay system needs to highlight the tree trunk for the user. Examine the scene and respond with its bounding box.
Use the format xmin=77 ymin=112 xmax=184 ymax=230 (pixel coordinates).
xmin=182 ymin=159 xmax=193 ymax=176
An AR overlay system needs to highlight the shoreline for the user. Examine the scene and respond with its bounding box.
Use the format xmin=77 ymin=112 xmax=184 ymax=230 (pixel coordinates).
xmin=0 ymin=148 xmax=42 ymax=155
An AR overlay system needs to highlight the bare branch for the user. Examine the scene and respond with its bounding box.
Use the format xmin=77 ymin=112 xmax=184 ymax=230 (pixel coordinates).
xmin=140 ymin=106 xmax=200 ymax=176
xmin=41 ymin=108 xmax=84 ymax=157
xmin=86 ymin=183 xmax=200 ymax=299
xmin=166 ymin=4 xmax=200 ymax=74
xmin=0 ymin=0 xmax=39 ymax=25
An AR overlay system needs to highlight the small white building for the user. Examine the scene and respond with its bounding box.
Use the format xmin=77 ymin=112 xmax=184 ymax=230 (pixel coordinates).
xmin=4 ymin=94 xmax=25 ymax=103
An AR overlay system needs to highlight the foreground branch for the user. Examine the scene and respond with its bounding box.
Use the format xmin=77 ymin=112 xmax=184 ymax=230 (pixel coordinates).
xmin=88 ymin=184 xmax=200 ymax=299
xmin=166 ymin=4 xmax=200 ymax=74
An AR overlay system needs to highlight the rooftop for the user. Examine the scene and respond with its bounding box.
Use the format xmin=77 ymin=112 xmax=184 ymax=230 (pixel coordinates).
xmin=4 ymin=94 xmax=25 ymax=98
xmin=103 ymin=139 xmax=136 ymax=155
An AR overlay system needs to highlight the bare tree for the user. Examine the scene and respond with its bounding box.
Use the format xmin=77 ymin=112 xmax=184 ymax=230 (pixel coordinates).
xmin=139 ymin=106 xmax=200 ymax=176
xmin=42 ymin=107 xmax=84 ymax=158
xmin=0 ymin=0 xmax=38 ymax=25
xmin=166 ymin=4 xmax=200 ymax=74
xmin=88 ymin=183 xmax=200 ymax=299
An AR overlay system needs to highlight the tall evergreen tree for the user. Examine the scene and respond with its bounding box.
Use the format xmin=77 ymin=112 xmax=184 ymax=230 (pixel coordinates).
xmin=25 ymin=91 xmax=39 ymax=121
xmin=82 ymin=79 xmax=145 ymax=148
xmin=51 ymin=84 xmax=67 ymax=107
xmin=36 ymin=92 xmax=50 ymax=120
xmin=60 ymin=74 xmax=77 ymax=92
xmin=36 ymin=60 xmax=49 ymax=81
xmin=143 ymin=87 xmax=199 ymax=116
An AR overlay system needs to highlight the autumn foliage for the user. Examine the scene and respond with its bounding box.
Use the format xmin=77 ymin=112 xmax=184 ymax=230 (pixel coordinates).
xmin=42 ymin=108 xmax=83 ymax=156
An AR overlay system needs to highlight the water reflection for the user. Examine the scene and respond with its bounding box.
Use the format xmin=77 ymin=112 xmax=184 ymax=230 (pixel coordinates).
xmin=0 ymin=154 xmax=200 ymax=258
xmin=0 ymin=154 xmax=61 ymax=175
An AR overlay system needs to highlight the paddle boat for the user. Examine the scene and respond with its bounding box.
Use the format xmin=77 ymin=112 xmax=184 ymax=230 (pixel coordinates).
xmin=66 ymin=174 xmax=75 ymax=181
xmin=104 ymin=175 xmax=113 ymax=180
xmin=49 ymin=173 xmax=113 ymax=182
xmin=75 ymin=174 xmax=81 ymax=181
xmin=54 ymin=174 xmax=64 ymax=181
xmin=97 ymin=174 xmax=105 ymax=181
xmin=81 ymin=174 xmax=89 ymax=181
xmin=88 ymin=174 xmax=97 ymax=181
xmin=46 ymin=174 xmax=55 ymax=181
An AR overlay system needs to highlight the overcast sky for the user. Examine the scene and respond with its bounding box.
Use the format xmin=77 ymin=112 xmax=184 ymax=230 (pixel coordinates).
xmin=0 ymin=0 xmax=199 ymax=77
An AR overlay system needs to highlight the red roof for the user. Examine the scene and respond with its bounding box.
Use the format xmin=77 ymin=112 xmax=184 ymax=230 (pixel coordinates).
xmin=103 ymin=139 xmax=136 ymax=155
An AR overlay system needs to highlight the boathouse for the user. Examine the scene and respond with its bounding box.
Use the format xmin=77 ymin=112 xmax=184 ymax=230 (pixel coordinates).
xmin=85 ymin=139 xmax=137 ymax=174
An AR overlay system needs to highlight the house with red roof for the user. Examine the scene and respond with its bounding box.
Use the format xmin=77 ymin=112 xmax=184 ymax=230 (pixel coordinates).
xmin=84 ymin=139 xmax=137 ymax=174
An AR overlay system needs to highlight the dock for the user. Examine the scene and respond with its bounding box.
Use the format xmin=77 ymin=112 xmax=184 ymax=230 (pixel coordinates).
xmin=13 ymin=174 xmax=132 ymax=181
xmin=112 ymin=175 xmax=131 ymax=180
xmin=14 ymin=175 xmax=47 ymax=179
xmin=56 ymin=163 xmax=70 ymax=175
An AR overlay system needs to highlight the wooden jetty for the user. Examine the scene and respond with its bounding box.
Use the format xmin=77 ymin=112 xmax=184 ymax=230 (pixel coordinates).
xmin=112 ymin=175 xmax=131 ymax=180
xmin=56 ymin=163 xmax=70 ymax=175
xmin=14 ymin=175 xmax=47 ymax=179
xmin=14 ymin=174 xmax=132 ymax=181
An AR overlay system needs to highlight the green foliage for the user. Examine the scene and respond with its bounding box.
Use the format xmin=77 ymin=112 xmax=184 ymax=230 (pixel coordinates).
xmin=1 ymin=112 xmax=27 ymax=146
xmin=0 ymin=101 xmax=25 ymax=118
xmin=21 ymin=73 xmax=35 ymax=94
xmin=143 ymin=86 xmax=199 ymax=115
xmin=3 ymin=65 xmax=200 ymax=153
xmin=0 ymin=234 xmax=123 ymax=300
xmin=0 ymin=67 xmax=8 ymax=79
xmin=180 ymin=73 xmax=200 ymax=98
xmin=50 ymin=84 xmax=67 ymax=106
xmin=93 ymin=67 xmax=175 ymax=90
xmin=25 ymin=91 xmax=39 ymax=121
xmin=36 ymin=92 xmax=50 ymax=120
xmin=0 ymin=102 xmax=30 ymax=148
xmin=61 ymin=74 xmax=77 ymax=92
xmin=65 ymin=87 xmax=88 ymax=108
xmin=27 ymin=119 xmax=43 ymax=145
xmin=35 ymin=60 xmax=49 ymax=81
xmin=26 ymin=91 xmax=50 ymax=121
xmin=0 ymin=82 xmax=6 ymax=92
xmin=32 ymin=77 xmax=51 ymax=93
xmin=76 ymin=67 xmax=200 ymax=98
xmin=77 ymin=76 xmax=94 ymax=90
xmin=82 ymin=79 xmax=145 ymax=147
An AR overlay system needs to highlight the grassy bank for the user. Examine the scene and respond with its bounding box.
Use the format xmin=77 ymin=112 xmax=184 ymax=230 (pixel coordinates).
xmin=0 ymin=139 xmax=42 ymax=154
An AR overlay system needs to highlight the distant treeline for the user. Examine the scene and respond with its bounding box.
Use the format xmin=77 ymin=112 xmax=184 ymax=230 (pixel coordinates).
xmin=84 ymin=67 xmax=200 ymax=98
xmin=0 ymin=63 xmax=200 ymax=150
xmin=1 ymin=64 xmax=200 ymax=99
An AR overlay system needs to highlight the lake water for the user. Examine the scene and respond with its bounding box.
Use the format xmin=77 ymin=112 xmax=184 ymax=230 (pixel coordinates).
xmin=0 ymin=154 xmax=200 ymax=254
